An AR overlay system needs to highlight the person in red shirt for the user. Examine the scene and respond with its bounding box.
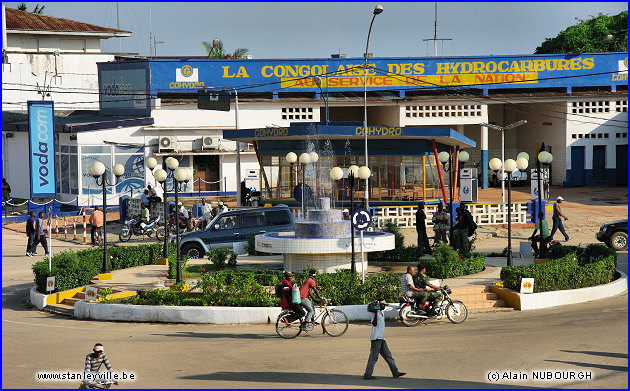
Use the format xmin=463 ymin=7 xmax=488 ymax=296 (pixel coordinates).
xmin=281 ymin=271 xmax=305 ymax=324
xmin=300 ymin=269 xmax=325 ymax=327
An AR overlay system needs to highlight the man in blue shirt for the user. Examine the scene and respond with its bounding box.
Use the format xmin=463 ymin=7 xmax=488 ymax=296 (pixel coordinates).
xmin=141 ymin=190 xmax=150 ymax=209
xmin=34 ymin=212 xmax=50 ymax=256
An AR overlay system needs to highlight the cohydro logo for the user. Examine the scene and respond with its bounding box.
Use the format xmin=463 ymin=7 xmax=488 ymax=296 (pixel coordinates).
xmin=33 ymin=109 xmax=52 ymax=187
xmin=181 ymin=65 xmax=193 ymax=77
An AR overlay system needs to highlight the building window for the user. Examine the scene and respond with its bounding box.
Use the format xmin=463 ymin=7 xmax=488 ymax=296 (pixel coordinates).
xmin=571 ymin=101 xmax=611 ymax=114
xmin=405 ymin=104 xmax=482 ymax=118
xmin=281 ymin=107 xmax=313 ymax=121
xmin=616 ymin=100 xmax=628 ymax=112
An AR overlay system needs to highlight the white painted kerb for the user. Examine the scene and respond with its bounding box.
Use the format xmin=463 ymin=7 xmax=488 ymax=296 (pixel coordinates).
xmin=518 ymin=271 xmax=628 ymax=310
xmin=30 ymin=285 xmax=48 ymax=309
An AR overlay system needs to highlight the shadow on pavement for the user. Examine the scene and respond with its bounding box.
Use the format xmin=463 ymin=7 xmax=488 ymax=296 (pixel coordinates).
xmin=545 ymin=359 xmax=627 ymax=372
xmin=151 ymin=331 xmax=273 ymax=340
xmin=180 ymin=371 xmax=539 ymax=388
xmin=560 ymin=350 xmax=628 ymax=359
xmin=2 ymin=282 xmax=37 ymax=312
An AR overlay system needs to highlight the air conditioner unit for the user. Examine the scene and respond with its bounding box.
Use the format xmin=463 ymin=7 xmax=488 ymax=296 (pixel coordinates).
xmin=158 ymin=136 xmax=177 ymax=152
xmin=202 ymin=136 xmax=220 ymax=150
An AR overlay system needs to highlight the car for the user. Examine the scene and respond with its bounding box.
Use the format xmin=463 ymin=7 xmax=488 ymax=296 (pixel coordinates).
xmin=178 ymin=205 xmax=295 ymax=259
xmin=596 ymin=219 xmax=628 ymax=251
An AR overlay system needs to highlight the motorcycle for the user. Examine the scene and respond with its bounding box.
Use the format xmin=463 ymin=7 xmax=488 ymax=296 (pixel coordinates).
xmin=119 ymin=216 xmax=164 ymax=242
xmin=168 ymin=213 xmax=189 ymax=235
xmin=528 ymin=235 xmax=561 ymax=258
xmin=398 ymin=285 xmax=468 ymax=326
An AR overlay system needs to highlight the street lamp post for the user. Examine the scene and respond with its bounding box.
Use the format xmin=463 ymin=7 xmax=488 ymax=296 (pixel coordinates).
xmin=437 ymin=150 xmax=454 ymax=244
xmin=299 ymin=153 xmax=311 ymax=219
xmin=312 ymin=76 xmax=329 ymax=125
xmin=173 ymin=167 xmax=192 ymax=283
xmin=363 ymin=4 xmax=384 ymax=213
xmin=479 ymin=120 xmax=527 ymax=202
xmin=330 ymin=165 xmax=370 ymax=275
xmin=146 ymin=156 xmax=179 ymax=259
xmin=89 ymin=161 xmax=125 ymax=274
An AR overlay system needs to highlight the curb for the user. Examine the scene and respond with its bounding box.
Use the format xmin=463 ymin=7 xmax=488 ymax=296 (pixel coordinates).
xmin=489 ymin=270 xmax=628 ymax=310
xmin=72 ymin=302 xmax=401 ymax=324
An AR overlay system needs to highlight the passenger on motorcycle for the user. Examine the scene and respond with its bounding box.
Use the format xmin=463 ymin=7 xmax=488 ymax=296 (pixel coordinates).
xmin=414 ymin=264 xmax=442 ymax=316
xmin=139 ymin=203 xmax=150 ymax=227
xmin=178 ymin=202 xmax=189 ymax=227
xmin=280 ymin=271 xmax=306 ymax=324
xmin=400 ymin=266 xmax=425 ymax=307
xmin=299 ymin=269 xmax=325 ymax=328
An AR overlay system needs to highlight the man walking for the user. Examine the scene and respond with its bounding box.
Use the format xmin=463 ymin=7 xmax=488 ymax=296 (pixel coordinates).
xmin=415 ymin=202 xmax=432 ymax=255
xmin=26 ymin=211 xmax=37 ymax=256
xmin=34 ymin=212 xmax=50 ymax=256
xmin=363 ymin=298 xmax=405 ymax=380
xmin=550 ymin=196 xmax=569 ymax=242
xmin=432 ymin=203 xmax=448 ymax=244
xmin=89 ymin=206 xmax=104 ymax=246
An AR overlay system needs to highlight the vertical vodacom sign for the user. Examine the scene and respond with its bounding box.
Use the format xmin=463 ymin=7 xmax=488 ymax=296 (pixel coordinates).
xmin=28 ymin=101 xmax=56 ymax=197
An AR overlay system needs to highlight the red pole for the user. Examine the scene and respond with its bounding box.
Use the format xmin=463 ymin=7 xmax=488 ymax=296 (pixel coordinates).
xmin=431 ymin=139 xmax=448 ymax=203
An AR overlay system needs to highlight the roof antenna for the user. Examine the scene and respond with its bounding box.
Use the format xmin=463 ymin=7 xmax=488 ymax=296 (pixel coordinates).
xmin=422 ymin=3 xmax=452 ymax=56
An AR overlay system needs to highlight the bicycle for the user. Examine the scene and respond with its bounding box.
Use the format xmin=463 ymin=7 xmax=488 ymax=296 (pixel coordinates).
xmin=275 ymin=298 xmax=348 ymax=339
xmin=93 ymin=227 xmax=104 ymax=247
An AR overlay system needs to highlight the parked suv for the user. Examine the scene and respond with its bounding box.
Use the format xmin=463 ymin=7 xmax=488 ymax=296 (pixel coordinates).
xmin=596 ymin=219 xmax=628 ymax=251
xmin=179 ymin=205 xmax=295 ymax=259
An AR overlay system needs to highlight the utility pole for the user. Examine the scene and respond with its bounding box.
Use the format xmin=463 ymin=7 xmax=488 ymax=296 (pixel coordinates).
xmin=116 ymin=3 xmax=121 ymax=54
xmin=422 ymin=3 xmax=452 ymax=56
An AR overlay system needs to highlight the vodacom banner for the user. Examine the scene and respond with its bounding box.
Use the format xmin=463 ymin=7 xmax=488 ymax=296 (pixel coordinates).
xmin=28 ymin=101 xmax=56 ymax=197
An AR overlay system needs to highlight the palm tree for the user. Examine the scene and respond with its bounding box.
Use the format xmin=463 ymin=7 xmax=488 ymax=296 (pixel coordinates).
xmin=201 ymin=38 xmax=249 ymax=59
xmin=17 ymin=3 xmax=45 ymax=14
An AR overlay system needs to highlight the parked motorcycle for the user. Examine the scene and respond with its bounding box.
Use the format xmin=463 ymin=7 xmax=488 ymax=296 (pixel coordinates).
xmin=168 ymin=213 xmax=189 ymax=235
xmin=119 ymin=216 xmax=165 ymax=242
xmin=398 ymin=285 xmax=468 ymax=326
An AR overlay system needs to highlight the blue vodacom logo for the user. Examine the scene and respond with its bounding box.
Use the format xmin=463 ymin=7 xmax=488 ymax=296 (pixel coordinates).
xmin=34 ymin=108 xmax=51 ymax=186
xmin=28 ymin=101 xmax=56 ymax=196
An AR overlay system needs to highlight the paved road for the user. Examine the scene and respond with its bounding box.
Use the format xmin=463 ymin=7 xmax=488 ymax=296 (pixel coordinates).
xmin=2 ymin=228 xmax=627 ymax=389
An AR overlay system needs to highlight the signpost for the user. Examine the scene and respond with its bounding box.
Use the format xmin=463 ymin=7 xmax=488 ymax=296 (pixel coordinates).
xmin=520 ymin=278 xmax=535 ymax=294
xmin=46 ymin=276 xmax=55 ymax=293
xmin=352 ymin=207 xmax=372 ymax=282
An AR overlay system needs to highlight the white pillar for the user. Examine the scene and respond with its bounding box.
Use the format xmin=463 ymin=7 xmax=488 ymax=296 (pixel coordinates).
xmin=481 ymin=125 xmax=488 ymax=189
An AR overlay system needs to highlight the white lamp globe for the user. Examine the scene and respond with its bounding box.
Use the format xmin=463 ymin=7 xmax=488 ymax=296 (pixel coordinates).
xmin=517 ymin=152 xmax=529 ymax=162
xmin=489 ymin=158 xmax=503 ymax=171
xmin=154 ymin=169 xmax=167 ymax=183
xmin=458 ymin=151 xmax=470 ymax=163
xmin=299 ymin=153 xmax=311 ymax=164
xmin=112 ymin=163 xmax=125 ymax=178
xmin=538 ymin=151 xmax=553 ymax=164
xmin=286 ymin=152 xmax=297 ymax=164
xmin=146 ymin=157 xmax=157 ymax=170
xmin=166 ymin=157 xmax=179 ymax=170
xmin=309 ymin=152 xmax=319 ymax=163
xmin=516 ymin=157 xmax=529 ymax=171
xmin=438 ymin=151 xmax=450 ymax=164
xmin=358 ymin=166 xmax=371 ymax=180
xmin=348 ymin=165 xmax=360 ymax=177
xmin=504 ymin=159 xmax=517 ymax=173
xmin=89 ymin=161 xmax=106 ymax=178
xmin=546 ymin=153 xmax=553 ymax=164
xmin=330 ymin=167 xmax=343 ymax=181
xmin=174 ymin=168 xmax=188 ymax=182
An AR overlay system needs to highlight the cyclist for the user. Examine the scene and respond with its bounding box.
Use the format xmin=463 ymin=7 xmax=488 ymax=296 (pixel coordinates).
xmin=281 ymin=271 xmax=305 ymax=325
xmin=414 ymin=264 xmax=442 ymax=316
xmin=89 ymin=207 xmax=104 ymax=247
xmin=82 ymin=343 xmax=117 ymax=388
xmin=299 ymin=269 xmax=325 ymax=329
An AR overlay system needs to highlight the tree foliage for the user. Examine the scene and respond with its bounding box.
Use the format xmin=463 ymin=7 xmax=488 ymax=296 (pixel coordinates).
xmin=201 ymin=38 xmax=249 ymax=59
xmin=535 ymin=11 xmax=627 ymax=54
xmin=17 ymin=3 xmax=45 ymax=14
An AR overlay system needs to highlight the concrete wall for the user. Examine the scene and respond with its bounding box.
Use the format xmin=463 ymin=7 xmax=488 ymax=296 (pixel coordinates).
xmin=2 ymin=132 xmax=30 ymax=199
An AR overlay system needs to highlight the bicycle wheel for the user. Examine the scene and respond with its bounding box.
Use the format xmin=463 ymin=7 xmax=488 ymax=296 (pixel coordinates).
xmin=321 ymin=309 xmax=348 ymax=337
xmin=155 ymin=226 xmax=165 ymax=241
xmin=275 ymin=310 xmax=302 ymax=339
xmin=446 ymin=301 xmax=468 ymax=324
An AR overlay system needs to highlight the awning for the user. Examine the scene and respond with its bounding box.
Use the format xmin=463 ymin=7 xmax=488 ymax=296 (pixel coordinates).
xmin=223 ymin=122 xmax=476 ymax=148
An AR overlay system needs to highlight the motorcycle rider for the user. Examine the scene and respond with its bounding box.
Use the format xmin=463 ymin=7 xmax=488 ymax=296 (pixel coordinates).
xmin=414 ymin=264 xmax=443 ymax=316
xmin=139 ymin=203 xmax=150 ymax=228
xmin=529 ymin=214 xmax=551 ymax=258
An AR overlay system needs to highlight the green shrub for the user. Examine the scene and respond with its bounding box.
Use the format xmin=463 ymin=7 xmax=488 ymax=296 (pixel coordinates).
xmin=548 ymin=245 xmax=579 ymax=260
xmin=578 ymin=244 xmax=616 ymax=266
xmin=32 ymin=243 xmax=167 ymax=293
xmin=500 ymin=252 xmax=616 ymax=292
xmin=167 ymin=250 xmax=188 ymax=280
xmin=227 ymin=251 xmax=238 ymax=267
xmin=423 ymin=243 xmax=485 ymax=279
xmin=207 ymin=247 xmax=233 ymax=269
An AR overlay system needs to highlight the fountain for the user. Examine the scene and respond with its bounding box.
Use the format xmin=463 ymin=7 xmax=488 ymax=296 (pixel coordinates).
xmin=256 ymin=197 xmax=395 ymax=273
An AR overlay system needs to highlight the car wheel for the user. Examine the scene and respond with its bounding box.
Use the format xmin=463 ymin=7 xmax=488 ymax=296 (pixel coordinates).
xmin=610 ymin=231 xmax=628 ymax=251
xmin=181 ymin=243 xmax=205 ymax=259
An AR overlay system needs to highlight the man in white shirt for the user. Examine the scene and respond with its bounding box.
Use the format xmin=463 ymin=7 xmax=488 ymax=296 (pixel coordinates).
xmin=363 ymin=299 xmax=405 ymax=380
xmin=217 ymin=201 xmax=229 ymax=215
xmin=200 ymin=199 xmax=213 ymax=229
xmin=401 ymin=265 xmax=424 ymax=303
xmin=178 ymin=202 xmax=189 ymax=226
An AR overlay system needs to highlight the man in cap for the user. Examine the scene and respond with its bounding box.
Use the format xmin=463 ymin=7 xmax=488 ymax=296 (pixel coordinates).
xmin=217 ymin=201 xmax=229 ymax=215
xmin=363 ymin=298 xmax=405 ymax=380
xmin=550 ymin=196 xmax=569 ymax=242
xmin=178 ymin=202 xmax=189 ymax=228
xmin=82 ymin=343 xmax=116 ymax=387
xmin=200 ymin=198 xmax=213 ymax=229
